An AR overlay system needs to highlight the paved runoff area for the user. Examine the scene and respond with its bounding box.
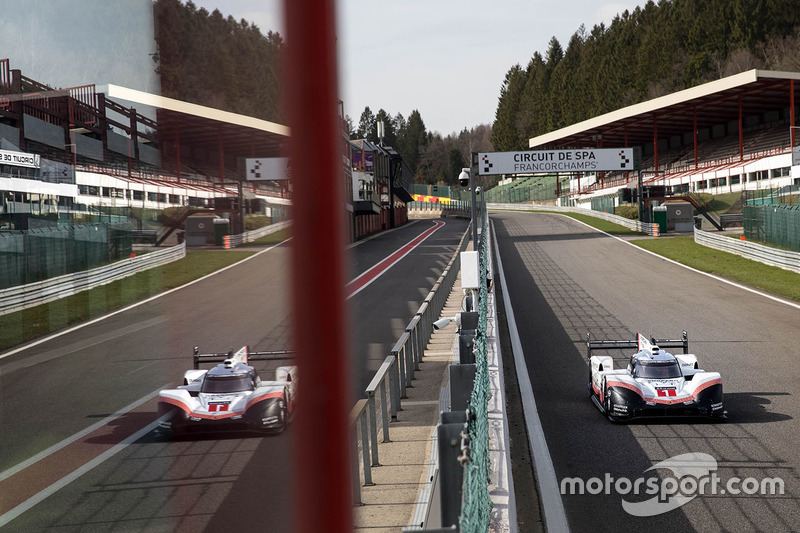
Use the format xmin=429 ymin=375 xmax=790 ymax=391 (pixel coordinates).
xmin=353 ymin=247 xmax=515 ymax=532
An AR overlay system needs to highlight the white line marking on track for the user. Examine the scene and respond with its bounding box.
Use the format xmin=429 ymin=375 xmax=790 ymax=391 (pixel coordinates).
xmin=346 ymin=219 xmax=420 ymax=249
xmin=346 ymin=220 xmax=444 ymax=299
xmin=491 ymin=220 xmax=570 ymax=533
xmin=0 ymin=417 xmax=168 ymax=528
xmin=0 ymin=386 xmax=168 ymax=484
xmin=0 ymin=223 xmax=449 ymax=523
xmin=0 ymin=239 xmax=290 ymax=362
xmin=560 ymin=214 xmax=800 ymax=311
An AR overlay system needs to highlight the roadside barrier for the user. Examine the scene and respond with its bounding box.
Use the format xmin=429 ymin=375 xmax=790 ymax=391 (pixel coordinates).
xmin=695 ymin=227 xmax=800 ymax=273
xmin=489 ymin=201 xmax=658 ymax=235
xmin=0 ymin=242 xmax=185 ymax=316
xmin=222 ymin=220 xmax=291 ymax=248
xmin=351 ymin=224 xmax=470 ymax=507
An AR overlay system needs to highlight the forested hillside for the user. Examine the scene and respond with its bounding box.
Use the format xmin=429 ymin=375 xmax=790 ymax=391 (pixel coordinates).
xmin=151 ymin=0 xmax=490 ymax=187
xmin=152 ymin=0 xmax=284 ymax=123
xmin=492 ymin=0 xmax=800 ymax=151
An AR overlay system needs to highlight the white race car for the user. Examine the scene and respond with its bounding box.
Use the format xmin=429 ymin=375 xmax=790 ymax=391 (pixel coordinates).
xmin=588 ymin=331 xmax=724 ymax=421
xmin=158 ymin=346 xmax=297 ymax=435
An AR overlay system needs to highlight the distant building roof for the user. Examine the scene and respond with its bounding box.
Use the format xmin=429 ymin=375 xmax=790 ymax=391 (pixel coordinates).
xmin=528 ymin=70 xmax=800 ymax=150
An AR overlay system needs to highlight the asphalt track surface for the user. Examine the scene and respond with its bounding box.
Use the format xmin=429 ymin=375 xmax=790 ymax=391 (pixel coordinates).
xmin=492 ymin=211 xmax=800 ymax=532
xmin=0 ymin=217 xmax=468 ymax=532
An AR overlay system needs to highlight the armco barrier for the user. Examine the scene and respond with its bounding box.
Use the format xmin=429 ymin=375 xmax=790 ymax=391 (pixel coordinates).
xmin=488 ymin=201 xmax=658 ymax=235
xmin=694 ymin=227 xmax=800 ymax=274
xmin=223 ymin=220 xmax=291 ymax=248
xmin=0 ymin=220 xmax=292 ymax=315
xmin=0 ymin=243 xmax=186 ymax=316
xmin=351 ymin=225 xmax=470 ymax=505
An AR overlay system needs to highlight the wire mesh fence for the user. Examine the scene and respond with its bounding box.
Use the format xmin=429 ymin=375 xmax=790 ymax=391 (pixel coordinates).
xmin=459 ymin=212 xmax=492 ymax=532
xmin=0 ymin=223 xmax=133 ymax=289
xmin=743 ymin=187 xmax=800 ymax=252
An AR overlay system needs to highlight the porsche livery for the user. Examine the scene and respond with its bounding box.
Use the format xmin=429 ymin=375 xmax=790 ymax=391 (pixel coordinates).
xmin=588 ymin=331 xmax=724 ymax=421
xmin=158 ymin=345 xmax=297 ymax=435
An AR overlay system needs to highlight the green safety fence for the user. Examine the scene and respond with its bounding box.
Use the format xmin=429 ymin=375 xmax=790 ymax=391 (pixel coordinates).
xmin=744 ymin=203 xmax=800 ymax=252
xmin=590 ymin=195 xmax=616 ymax=213
xmin=0 ymin=223 xmax=133 ymax=289
xmin=459 ymin=212 xmax=492 ymax=532
xmin=483 ymin=175 xmax=568 ymax=204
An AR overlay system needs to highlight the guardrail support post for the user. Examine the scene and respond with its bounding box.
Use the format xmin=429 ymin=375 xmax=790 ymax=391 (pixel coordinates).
xmin=360 ymin=411 xmax=374 ymax=486
xmin=352 ymin=425 xmax=362 ymax=505
xmin=367 ymin=392 xmax=380 ymax=466
xmin=379 ymin=379 xmax=391 ymax=442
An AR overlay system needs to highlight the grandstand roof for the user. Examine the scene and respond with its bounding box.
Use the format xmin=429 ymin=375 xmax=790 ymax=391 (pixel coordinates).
xmin=99 ymin=85 xmax=289 ymax=157
xmin=528 ymin=70 xmax=800 ymax=150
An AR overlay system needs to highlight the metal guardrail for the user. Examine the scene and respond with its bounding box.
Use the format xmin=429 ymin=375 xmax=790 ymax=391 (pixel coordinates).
xmin=0 ymin=243 xmax=186 ymax=316
xmin=487 ymin=202 xmax=658 ymax=235
xmin=351 ymin=225 xmax=470 ymax=505
xmin=694 ymin=228 xmax=800 ymax=274
xmin=223 ymin=220 xmax=291 ymax=248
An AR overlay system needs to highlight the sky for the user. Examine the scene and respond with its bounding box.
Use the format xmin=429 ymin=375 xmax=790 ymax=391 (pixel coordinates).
xmin=190 ymin=0 xmax=640 ymax=136
xmin=2 ymin=0 xmax=639 ymax=138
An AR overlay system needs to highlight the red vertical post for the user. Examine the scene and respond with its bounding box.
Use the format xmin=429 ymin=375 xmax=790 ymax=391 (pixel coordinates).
xmin=175 ymin=131 xmax=181 ymax=181
xmin=218 ymin=137 xmax=225 ymax=183
xmin=693 ymin=106 xmax=698 ymax=169
xmin=285 ymin=0 xmax=352 ymax=532
xmin=739 ymin=94 xmax=744 ymax=161
xmin=791 ymin=79 xmax=796 ymax=147
xmin=653 ymin=117 xmax=659 ymax=171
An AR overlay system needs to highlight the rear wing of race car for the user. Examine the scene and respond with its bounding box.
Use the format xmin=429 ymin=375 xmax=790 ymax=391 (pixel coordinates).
xmin=192 ymin=345 xmax=295 ymax=369
xmin=586 ymin=331 xmax=689 ymax=358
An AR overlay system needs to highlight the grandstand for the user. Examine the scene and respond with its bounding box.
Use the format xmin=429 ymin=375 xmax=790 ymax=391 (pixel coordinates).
xmin=0 ymin=59 xmax=291 ymax=232
xmin=522 ymin=70 xmax=799 ymax=210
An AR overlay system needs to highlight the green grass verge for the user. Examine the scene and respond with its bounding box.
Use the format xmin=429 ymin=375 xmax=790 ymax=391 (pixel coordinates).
xmin=499 ymin=209 xmax=800 ymax=302
xmin=630 ymin=236 xmax=800 ymax=301
xmin=0 ymin=250 xmax=254 ymax=352
xmin=707 ymin=191 xmax=741 ymax=214
xmin=241 ymin=228 xmax=291 ymax=246
xmin=491 ymin=208 xmax=645 ymax=236
xmin=560 ymin=213 xmax=645 ymax=236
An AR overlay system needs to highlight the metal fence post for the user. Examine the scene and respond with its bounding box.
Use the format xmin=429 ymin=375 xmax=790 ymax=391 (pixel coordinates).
xmin=367 ymin=391 xmax=380 ymax=467
xmin=360 ymin=411 xmax=374 ymax=486
xmin=379 ymin=378 xmax=391 ymax=442
xmin=352 ymin=425 xmax=362 ymax=505
xmin=389 ymin=357 xmax=400 ymax=418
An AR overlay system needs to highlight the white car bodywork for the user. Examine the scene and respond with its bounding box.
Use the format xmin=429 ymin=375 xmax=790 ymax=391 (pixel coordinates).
xmin=158 ymin=346 xmax=296 ymax=434
xmin=588 ymin=332 xmax=724 ymax=421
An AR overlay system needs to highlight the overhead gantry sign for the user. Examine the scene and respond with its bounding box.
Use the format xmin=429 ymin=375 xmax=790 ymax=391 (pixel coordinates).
xmin=477 ymin=148 xmax=637 ymax=175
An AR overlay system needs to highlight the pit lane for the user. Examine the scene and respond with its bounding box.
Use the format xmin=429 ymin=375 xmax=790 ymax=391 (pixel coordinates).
xmin=0 ymin=218 xmax=467 ymax=531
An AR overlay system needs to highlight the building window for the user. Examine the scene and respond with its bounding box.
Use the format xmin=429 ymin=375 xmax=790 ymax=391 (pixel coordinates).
xmin=717 ymin=177 xmax=727 ymax=187
xmin=771 ymin=167 xmax=790 ymax=178
xmin=730 ymin=175 xmax=740 ymax=185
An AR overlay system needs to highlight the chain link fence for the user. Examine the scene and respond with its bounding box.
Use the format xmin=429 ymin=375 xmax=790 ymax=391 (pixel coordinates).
xmin=743 ymin=187 xmax=800 ymax=252
xmin=459 ymin=212 xmax=492 ymax=531
xmin=0 ymin=223 xmax=133 ymax=289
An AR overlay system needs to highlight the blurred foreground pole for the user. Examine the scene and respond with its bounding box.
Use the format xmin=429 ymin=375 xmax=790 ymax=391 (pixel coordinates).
xmin=285 ymin=0 xmax=353 ymax=531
